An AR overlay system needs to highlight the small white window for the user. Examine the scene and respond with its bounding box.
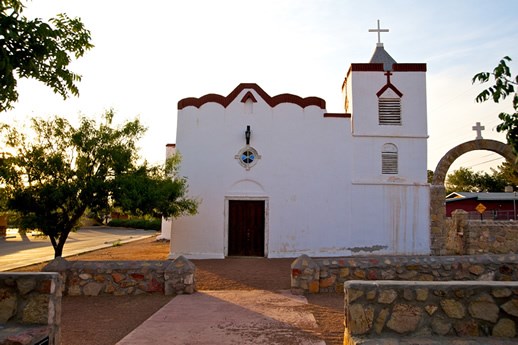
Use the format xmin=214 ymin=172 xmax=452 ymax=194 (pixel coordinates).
xmin=379 ymin=98 xmax=401 ymax=125
xmin=382 ymin=143 xmax=398 ymax=174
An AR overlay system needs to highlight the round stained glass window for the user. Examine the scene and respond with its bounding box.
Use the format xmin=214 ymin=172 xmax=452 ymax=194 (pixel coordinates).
xmin=241 ymin=151 xmax=255 ymax=164
xmin=235 ymin=147 xmax=261 ymax=170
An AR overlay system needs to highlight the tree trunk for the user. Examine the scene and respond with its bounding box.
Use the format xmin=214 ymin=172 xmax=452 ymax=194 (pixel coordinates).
xmin=49 ymin=236 xmax=58 ymax=252
xmin=54 ymin=227 xmax=71 ymax=258
xmin=0 ymin=215 xmax=7 ymax=237
xmin=54 ymin=242 xmax=64 ymax=258
xmin=53 ymin=207 xmax=87 ymax=258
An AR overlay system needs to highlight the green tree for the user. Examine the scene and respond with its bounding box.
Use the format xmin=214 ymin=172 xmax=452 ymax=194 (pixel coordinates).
xmin=446 ymin=167 xmax=479 ymax=193
xmin=427 ymin=169 xmax=434 ymax=184
xmin=473 ymin=56 xmax=518 ymax=154
xmin=0 ymin=0 xmax=93 ymax=111
xmin=476 ymin=171 xmax=508 ymax=193
xmin=445 ymin=165 xmax=513 ymax=194
xmin=0 ymin=110 xmax=198 ymax=257
xmin=112 ymin=154 xmax=198 ymax=218
xmin=495 ymin=160 xmax=518 ymax=189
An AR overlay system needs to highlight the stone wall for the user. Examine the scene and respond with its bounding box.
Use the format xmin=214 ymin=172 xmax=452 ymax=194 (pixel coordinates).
xmin=430 ymin=184 xmax=447 ymax=255
xmin=43 ymin=256 xmax=195 ymax=296
xmin=0 ymin=272 xmax=62 ymax=345
xmin=291 ymin=254 xmax=518 ymax=294
xmin=444 ymin=210 xmax=518 ymax=255
xmin=344 ymin=280 xmax=518 ymax=343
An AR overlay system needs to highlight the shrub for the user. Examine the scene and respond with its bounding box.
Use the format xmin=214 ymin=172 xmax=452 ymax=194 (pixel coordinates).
xmin=107 ymin=218 xmax=161 ymax=230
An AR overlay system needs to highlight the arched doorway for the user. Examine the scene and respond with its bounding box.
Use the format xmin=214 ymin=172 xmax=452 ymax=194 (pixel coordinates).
xmin=430 ymin=139 xmax=516 ymax=254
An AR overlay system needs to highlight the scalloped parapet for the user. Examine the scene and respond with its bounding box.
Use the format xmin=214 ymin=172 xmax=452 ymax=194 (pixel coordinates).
xmin=178 ymin=83 xmax=326 ymax=110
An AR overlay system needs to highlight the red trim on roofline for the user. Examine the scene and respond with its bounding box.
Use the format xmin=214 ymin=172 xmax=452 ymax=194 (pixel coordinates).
xmin=393 ymin=64 xmax=427 ymax=72
xmin=166 ymin=143 xmax=176 ymax=147
xmin=324 ymin=113 xmax=351 ymax=118
xmin=241 ymin=91 xmax=257 ymax=103
xmin=376 ymin=83 xmax=403 ymax=98
xmin=350 ymin=63 xmax=385 ymax=72
xmin=347 ymin=63 xmax=427 ymax=76
xmin=178 ymin=83 xmax=326 ymax=110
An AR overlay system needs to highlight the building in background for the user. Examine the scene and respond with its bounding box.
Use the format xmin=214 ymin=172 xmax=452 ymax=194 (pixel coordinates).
xmin=446 ymin=192 xmax=518 ymax=220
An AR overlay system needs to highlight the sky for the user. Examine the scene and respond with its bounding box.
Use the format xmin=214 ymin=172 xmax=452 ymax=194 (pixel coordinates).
xmin=4 ymin=0 xmax=518 ymax=175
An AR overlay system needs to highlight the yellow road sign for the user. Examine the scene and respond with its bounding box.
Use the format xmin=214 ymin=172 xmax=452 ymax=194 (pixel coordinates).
xmin=475 ymin=203 xmax=486 ymax=214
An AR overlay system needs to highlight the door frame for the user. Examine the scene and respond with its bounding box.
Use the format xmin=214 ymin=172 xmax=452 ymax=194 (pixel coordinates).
xmin=224 ymin=196 xmax=269 ymax=258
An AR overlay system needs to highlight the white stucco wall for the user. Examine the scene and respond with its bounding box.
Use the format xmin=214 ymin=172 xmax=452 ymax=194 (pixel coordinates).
xmin=170 ymin=89 xmax=354 ymax=259
xmin=349 ymin=184 xmax=430 ymax=255
xmin=169 ymin=62 xmax=430 ymax=259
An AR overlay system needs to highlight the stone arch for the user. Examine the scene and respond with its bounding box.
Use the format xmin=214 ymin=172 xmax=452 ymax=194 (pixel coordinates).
xmin=432 ymin=139 xmax=515 ymax=185
xmin=429 ymin=139 xmax=516 ymax=254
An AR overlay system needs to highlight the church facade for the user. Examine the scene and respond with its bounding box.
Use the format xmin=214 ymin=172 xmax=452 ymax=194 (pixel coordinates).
xmin=163 ymin=43 xmax=430 ymax=259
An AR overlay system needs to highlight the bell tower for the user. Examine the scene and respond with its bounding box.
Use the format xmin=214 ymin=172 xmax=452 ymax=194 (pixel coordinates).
xmin=343 ymin=20 xmax=428 ymax=184
xmin=343 ymin=20 xmax=430 ymax=254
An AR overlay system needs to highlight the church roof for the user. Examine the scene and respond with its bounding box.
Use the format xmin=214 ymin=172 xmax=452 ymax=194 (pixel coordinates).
xmin=446 ymin=192 xmax=518 ymax=202
xmin=178 ymin=83 xmax=326 ymax=110
xmin=369 ymin=45 xmax=397 ymax=71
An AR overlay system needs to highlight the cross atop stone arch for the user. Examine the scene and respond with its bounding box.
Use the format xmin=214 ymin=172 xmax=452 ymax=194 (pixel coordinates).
xmin=472 ymin=122 xmax=485 ymax=140
xmin=430 ymin=139 xmax=516 ymax=255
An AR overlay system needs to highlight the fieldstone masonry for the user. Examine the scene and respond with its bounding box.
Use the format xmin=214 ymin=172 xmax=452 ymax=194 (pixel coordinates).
xmin=0 ymin=272 xmax=62 ymax=345
xmin=431 ymin=140 xmax=515 ymax=188
xmin=43 ymin=256 xmax=195 ymax=296
xmin=291 ymin=254 xmax=320 ymax=294
xmin=291 ymin=254 xmax=518 ymax=294
xmin=430 ymin=139 xmax=516 ymax=255
xmin=344 ymin=281 xmax=518 ymax=344
xmin=430 ymin=184 xmax=447 ymax=255
xmin=164 ymin=256 xmax=196 ymax=295
xmin=444 ymin=210 xmax=518 ymax=255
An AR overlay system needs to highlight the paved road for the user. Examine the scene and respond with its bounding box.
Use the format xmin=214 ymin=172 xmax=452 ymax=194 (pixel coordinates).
xmin=0 ymin=227 xmax=157 ymax=271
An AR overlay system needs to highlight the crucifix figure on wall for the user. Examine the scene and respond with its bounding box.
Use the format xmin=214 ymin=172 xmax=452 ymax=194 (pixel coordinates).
xmin=245 ymin=125 xmax=251 ymax=146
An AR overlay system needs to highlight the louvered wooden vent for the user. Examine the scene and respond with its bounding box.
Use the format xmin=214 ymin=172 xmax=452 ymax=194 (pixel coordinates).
xmin=379 ymin=98 xmax=401 ymax=125
xmin=382 ymin=152 xmax=398 ymax=174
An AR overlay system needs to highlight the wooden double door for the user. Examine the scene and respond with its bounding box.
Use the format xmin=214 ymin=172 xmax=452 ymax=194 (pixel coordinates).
xmin=228 ymin=200 xmax=265 ymax=257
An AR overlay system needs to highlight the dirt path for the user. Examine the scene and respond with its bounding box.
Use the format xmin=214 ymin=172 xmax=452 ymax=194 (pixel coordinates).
xmin=193 ymin=257 xmax=293 ymax=291
xmin=14 ymin=236 xmax=344 ymax=345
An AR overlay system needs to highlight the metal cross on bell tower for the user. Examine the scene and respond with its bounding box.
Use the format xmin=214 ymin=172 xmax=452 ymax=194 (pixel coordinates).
xmin=369 ymin=19 xmax=389 ymax=47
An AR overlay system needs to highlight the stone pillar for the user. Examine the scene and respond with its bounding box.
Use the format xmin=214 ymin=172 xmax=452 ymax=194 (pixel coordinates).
xmin=291 ymin=254 xmax=320 ymax=294
xmin=164 ymin=256 xmax=196 ymax=295
xmin=430 ymin=184 xmax=447 ymax=255
xmin=445 ymin=209 xmax=469 ymax=255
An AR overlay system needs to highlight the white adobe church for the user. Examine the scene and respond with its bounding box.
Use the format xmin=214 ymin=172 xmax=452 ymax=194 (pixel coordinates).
xmin=162 ymin=22 xmax=430 ymax=259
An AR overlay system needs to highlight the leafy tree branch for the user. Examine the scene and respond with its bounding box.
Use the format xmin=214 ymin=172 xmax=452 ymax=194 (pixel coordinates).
xmin=0 ymin=0 xmax=93 ymax=111
xmin=473 ymin=56 xmax=518 ymax=154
